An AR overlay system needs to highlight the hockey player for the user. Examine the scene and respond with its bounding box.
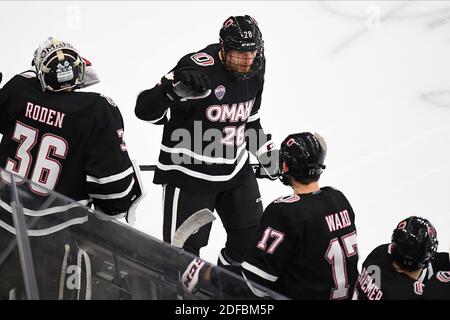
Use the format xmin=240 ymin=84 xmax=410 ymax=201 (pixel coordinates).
xmin=353 ymin=216 xmax=439 ymax=300
xmin=422 ymin=256 xmax=450 ymax=300
xmin=181 ymin=132 xmax=359 ymax=299
xmin=0 ymin=37 xmax=143 ymax=299
xmin=135 ymin=16 xmax=278 ymax=264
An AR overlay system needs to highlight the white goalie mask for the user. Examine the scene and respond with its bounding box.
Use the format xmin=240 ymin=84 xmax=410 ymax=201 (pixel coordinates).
xmin=33 ymin=37 xmax=86 ymax=92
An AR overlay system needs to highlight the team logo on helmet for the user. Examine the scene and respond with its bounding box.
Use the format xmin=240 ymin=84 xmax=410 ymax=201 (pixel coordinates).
xmin=286 ymin=138 xmax=296 ymax=147
xmin=56 ymin=61 xmax=75 ymax=83
xmin=223 ymin=18 xmax=234 ymax=28
xmin=397 ymin=221 xmax=407 ymax=229
xmin=214 ymin=85 xmax=226 ymax=100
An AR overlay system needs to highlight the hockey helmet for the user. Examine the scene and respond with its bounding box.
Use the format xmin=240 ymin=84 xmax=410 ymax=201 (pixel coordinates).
xmin=33 ymin=37 xmax=85 ymax=92
xmin=391 ymin=216 xmax=438 ymax=271
xmin=279 ymin=132 xmax=327 ymax=186
xmin=219 ymin=15 xmax=264 ymax=79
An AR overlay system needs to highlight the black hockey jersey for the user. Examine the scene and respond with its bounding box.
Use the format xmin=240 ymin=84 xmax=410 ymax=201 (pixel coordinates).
xmin=423 ymin=271 xmax=450 ymax=300
xmin=0 ymin=72 xmax=142 ymax=237
xmin=353 ymin=244 xmax=437 ymax=300
xmin=135 ymin=43 xmax=271 ymax=193
xmin=422 ymin=252 xmax=450 ymax=300
xmin=241 ymin=187 xmax=359 ymax=299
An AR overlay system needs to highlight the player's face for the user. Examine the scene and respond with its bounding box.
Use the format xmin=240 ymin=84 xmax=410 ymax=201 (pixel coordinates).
xmin=226 ymin=49 xmax=257 ymax=74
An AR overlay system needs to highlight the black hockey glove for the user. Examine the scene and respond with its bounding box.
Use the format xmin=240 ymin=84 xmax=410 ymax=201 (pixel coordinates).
xmin=255 ymin=141 xmax=280 ymax=181
xmin=174 ymin=67 xmax=210 ymax=92
xmin=161 ymin=67 xmax=211 ymax=102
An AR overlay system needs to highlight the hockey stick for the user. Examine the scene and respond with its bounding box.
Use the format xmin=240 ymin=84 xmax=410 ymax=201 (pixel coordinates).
xmin=171 ymin=208 xmax=216 ymax=248
xmin=139 ymin=164 xmax=262 ymax=171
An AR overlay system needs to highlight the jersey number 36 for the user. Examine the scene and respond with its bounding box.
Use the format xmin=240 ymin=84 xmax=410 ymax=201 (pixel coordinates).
xmin=1 ymin=121 xmax=67 ymax=195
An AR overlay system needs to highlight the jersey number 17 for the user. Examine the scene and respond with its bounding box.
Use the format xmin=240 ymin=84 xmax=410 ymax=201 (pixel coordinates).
xmin=325 ymin=231 xmax=358 ymax=300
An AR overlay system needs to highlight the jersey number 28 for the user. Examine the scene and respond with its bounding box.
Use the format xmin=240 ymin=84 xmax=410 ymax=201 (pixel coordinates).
xmin=1 ymin=121 xmax=67 ymax=195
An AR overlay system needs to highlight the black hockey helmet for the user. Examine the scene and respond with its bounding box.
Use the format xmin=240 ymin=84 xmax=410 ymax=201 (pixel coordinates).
xmin=279 ymin=132 xmax=327 ymax=186
xmin=391 ymin=216 xmax=438 ymax=271
xmin=219 ymin=15 xmax=264 ymax=79
xmin=33 ymin=37 xmax=85 ymax=92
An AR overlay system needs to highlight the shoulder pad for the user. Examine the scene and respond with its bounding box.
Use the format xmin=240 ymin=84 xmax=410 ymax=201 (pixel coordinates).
xmin=190 ymin=52 xmax=215 ymax=67
xmin=273 ymin=195 xmax=300 ymax=204
xmin=19 ymin=70 xmax=37 ymax=79
xmin=100 ymin=94 xmax=117 ymax=107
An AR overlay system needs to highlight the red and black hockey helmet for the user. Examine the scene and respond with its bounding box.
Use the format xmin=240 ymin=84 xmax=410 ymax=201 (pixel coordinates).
xmin=279 ymin=132 xmax=327 ymax=186
xmin=391 ymin=216 xmax=438 ymax=271
xmin=219 ymin=15 xmax=264 ymax=79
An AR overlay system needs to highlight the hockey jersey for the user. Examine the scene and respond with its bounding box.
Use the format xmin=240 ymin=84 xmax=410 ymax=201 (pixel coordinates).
xmin=0 ymin=71 xmax=142 ymax=237
xmin=241 ymin=187 xmax=359 ymax=299
xmin=135 ymin=43 xmax=271 ymax=193
xmin=353 ymin=244 xmax=443 ymax=300
xmin=423 ymin=271 xmax=450 ymax=300
xmin=422 ymin=252 xmax=450 ymax=300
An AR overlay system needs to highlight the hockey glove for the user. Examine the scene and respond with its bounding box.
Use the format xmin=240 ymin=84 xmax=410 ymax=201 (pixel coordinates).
xmin=174 ymin=67 xmax=210 ymax=92
xmin=255 ymin=140 xmax=280 ymax=181
xmin=181 ymin=258 xmax=208 ymax=294
xmin=161 ymin=67 xmax=211 ymax=102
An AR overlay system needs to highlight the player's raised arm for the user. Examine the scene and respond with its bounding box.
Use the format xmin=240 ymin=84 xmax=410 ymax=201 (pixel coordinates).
xmin=135 ymin=58 xmax=211 ymax=125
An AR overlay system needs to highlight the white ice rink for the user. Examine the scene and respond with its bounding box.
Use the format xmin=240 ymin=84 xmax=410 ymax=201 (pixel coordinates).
xmin=1 ymin=1 xmax=449 ymax=267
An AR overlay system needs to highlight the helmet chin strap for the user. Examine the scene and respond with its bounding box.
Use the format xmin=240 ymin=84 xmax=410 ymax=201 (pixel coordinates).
xmin=218 ymin=45 xmax=225 ymax=63
xmin=218 ymin=45 xmax=233 ymax=72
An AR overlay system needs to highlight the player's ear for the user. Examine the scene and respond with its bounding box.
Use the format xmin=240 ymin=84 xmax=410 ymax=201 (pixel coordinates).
xmin=282 ymin=162 xmax=289 ymax=173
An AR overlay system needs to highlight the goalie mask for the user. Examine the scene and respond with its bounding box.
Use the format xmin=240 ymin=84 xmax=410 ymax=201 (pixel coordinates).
xmin=279 ymin=132 xmax=327 ymax=186
xmin=391 ymin=216 xmax=438 ymax=271
xmin=33 ymin=37 xmax=85 ymax=92
xmin=219 ymin=15 xmax=264 ymax=79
